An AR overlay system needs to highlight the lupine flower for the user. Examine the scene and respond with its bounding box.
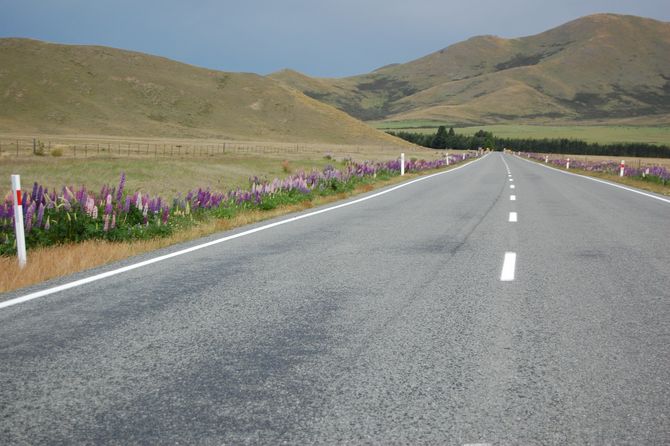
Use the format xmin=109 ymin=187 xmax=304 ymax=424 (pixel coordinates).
xmin=116 ymin=172 xmax=126 ymax=203
xmin=25 ymin=202 xmax=36 ymax=232
xmin=104 ymin=194 xmax=113 ymax=217
xmin=84 ymin=196 xmax=97 ymax=217
xmin=36 ymin=203 xmax=45 ymax=229
xmin=161 ymin=206 xmax=169 ymax=225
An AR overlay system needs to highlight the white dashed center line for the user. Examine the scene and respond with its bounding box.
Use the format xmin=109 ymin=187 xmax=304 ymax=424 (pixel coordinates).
xmin=500 ymin=252 xmax=516 ymax=281
xmin=510 ymin=184 xmax=515 ymax=189
xmin=510 ymin=195 xmax=516 ymax=201
xmin=509 ymin=212 xmax=518 ymax=222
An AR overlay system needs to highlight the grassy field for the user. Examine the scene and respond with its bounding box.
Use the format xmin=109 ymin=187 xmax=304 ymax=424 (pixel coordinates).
xmin=371 ymin=122 xmax=670 ymax=146
xmin=523 ymin=152 xmax=670 ymax=196
xmin=0 ymin=140 xmax=450 ymax=201
xmin=548 ymin=154 xmax=670 ymax=169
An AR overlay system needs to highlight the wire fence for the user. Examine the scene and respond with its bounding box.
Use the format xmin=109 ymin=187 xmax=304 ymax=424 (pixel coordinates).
xmin=0 ymin=138 xmax=408 ymax=159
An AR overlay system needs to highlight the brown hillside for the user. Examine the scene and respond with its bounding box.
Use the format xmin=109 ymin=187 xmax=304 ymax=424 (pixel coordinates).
xmin=0 ymin=38 xmax=403 ymax=145
xmin=271 ymin=14 xmax=670 ymax=125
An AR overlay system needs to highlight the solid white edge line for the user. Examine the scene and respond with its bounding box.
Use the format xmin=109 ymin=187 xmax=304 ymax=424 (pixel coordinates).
xmin=509 ymin=212 xmax=518 ymax=222
xmin=513 ymin=155 xmax=670 ymax=205
xmin=0 ymin=154 xmax=491 ymax=310
xmin=500 ymin=252 xmax=516 ymax=281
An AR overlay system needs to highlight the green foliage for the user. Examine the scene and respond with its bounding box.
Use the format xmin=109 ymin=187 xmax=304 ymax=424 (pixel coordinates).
xmin=388 ymin=128 xmax=670 ymax=158
xmin=432 ymin=126 xmax=448 ymax=149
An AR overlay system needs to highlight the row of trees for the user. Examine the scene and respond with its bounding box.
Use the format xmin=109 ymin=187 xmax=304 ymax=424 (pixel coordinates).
xmin=388 ymin=126 xmax=670 ymax=158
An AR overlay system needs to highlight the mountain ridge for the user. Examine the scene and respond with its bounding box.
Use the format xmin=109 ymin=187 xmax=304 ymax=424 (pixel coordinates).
xmin=270 ymin=13 xmax=670 ymax=125
xmin=0 ymin=38 xmax=403 ymax=145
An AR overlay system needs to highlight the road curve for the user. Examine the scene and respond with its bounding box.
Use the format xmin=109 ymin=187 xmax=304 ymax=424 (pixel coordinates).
xmin=1 ymin=153 xmax=668 ymax=444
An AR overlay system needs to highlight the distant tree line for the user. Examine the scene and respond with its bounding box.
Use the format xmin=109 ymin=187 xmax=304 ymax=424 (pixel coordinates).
xmin=388 ymin=126 xmax=670 ymax=158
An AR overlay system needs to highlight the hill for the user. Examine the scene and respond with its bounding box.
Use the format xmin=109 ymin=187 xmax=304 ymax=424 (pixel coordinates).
xmin=0 ymin=38 xmax=403 ymax=145
xmin=271 ymin=14 xmax=670 ymax=125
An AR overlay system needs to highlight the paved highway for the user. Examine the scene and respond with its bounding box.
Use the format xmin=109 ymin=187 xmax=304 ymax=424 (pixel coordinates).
xmin=1 ymin=153 xmax=668 ymax=444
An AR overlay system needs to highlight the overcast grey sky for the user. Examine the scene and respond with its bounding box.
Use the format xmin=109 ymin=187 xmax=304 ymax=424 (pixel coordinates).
xmin=1 ymin=0 xmax=668 ymax=77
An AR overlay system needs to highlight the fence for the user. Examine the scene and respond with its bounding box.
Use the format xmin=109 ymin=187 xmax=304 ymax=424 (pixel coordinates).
xmin=0 ymin=138 xmax=409 ymax=159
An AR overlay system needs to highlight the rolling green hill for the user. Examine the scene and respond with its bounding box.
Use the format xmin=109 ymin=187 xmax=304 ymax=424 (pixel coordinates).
xmin=0 ymin=38 xmax=404 ymax=145
xmin=271 ymin=14 xmax=670 ymax=125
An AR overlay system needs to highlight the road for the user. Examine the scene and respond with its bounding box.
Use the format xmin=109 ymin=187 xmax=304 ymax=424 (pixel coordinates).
xmin=1 ymin=153 xmax=668 ymax=444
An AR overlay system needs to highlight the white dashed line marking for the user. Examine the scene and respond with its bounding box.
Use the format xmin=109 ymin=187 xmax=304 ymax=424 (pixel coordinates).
xmin=510 ymin=184 xmax=515 ymax=189
xmin=509 ymin=212 xmax=518 ymax=222
xmin=500 ymin=252 xmax=517 ymax=281
xmin=510 ymin=195 xmax=516 ymax=201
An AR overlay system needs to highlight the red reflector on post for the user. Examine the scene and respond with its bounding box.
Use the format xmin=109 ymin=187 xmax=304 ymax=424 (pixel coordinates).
xmin=16 ymin=190 xmax=22 ymax=206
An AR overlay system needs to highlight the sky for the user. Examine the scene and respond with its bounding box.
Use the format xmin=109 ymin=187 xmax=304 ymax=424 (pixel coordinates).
xmin=1 ymin=0 xmax=668 ymax=77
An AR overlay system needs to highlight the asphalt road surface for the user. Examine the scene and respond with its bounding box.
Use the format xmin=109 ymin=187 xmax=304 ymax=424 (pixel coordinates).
xmin=1 ymin=153 xmax=668 ymax=444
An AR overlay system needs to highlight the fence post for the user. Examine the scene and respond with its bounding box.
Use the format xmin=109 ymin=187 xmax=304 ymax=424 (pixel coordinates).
xmin=400 ymin=153 xmax=405 ymax=176
xmin=11 ymin=175 xmax=27 ymax=268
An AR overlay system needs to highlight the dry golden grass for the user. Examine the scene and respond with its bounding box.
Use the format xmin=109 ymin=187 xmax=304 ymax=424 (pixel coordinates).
xmin=574 ymin=171 xmax=670 ymax=196
xmin=558 ymin=154 xmax=670 ymax=169
xmin=0 ymin=136 xmax=448 ymax=199
xmin=527 ymin=154 xmax=670 ymax=196
xmin=0 ymin=167 xmax=448 ymax=294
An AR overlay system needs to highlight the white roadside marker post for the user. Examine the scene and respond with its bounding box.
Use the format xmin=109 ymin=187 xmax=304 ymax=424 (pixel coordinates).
xmin=462 ymin=153 xmax=466 ymax=160
xmin=566 ymin=158 xmax=570 ymax=169
xmin=620 ymin=160 xmax=625 ymax=177
xmin=445 ymin=151 xmax=450 ymax=166
xmin=400 ymin=153 xmax=405 ymax=176
xmin=545 ymin=155 xmax=549 ymax=163
xmin=11 ymin=175 xmax=27 ymax=268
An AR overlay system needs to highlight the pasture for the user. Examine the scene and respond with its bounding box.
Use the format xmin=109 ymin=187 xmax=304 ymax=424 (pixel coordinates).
xmin=0 ymin=136 xmax=444 ymax=198
xmin=372 ymin=122 xmax=670 ymax=146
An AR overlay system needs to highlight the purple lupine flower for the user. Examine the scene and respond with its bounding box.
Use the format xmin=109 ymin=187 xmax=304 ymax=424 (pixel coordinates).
xmin=104 ymin=194 xmax=113 ymax=217
xmin=84 ymin=197 xmax=94 ymax=216
xmin=31 ymin=182 xmax=39 ymax=203
xmin=124 ymin=196 xmax=131 ymax=213
xmin=24 ymin=202 xmax=36 ymax=232
xmin=116 ymin=172 xmax=126 ymax=203
xmin=36 ymin=203 xmax=45 ymax=228
xmin=111 ymin=212 xmax=116 ymax=230
xmin=161 ymin=206 xmax=169 ymax=225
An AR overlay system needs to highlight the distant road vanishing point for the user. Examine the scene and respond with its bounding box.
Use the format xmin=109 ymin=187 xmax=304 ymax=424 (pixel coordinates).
xmin=1 ymin=153 xmax=668 ymax=444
